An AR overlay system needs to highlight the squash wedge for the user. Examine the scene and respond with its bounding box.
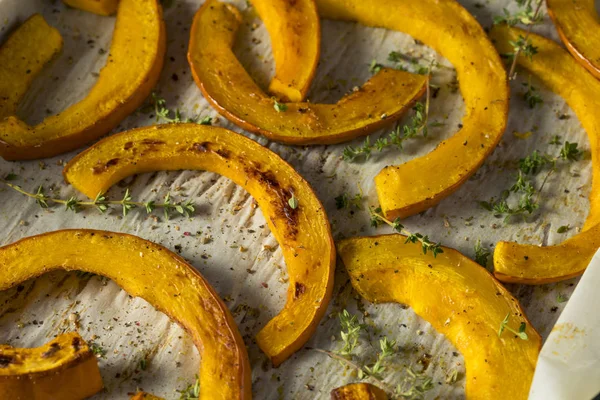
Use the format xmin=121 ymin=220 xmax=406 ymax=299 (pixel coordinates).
xmin=313 ymin=0 xmax=509 ymax=219
xmin=0 ymin=15 xmax=62 ymax=120
xmin=0 ymin=332 xmax=102 ymax=400
xmin=0 ymin=0 xmax=165 ymax=160
xmin=547 ymin=0 xmax=600 ymax=80
xmin=249 ymin=0 xmax=320 ymax=102
xmin=337 ymin=235 xmax=541 ymax=400
xmin=490 ymin=25 xmax=600 ymax=284
xmin=0 ymin=230 xmax=251 ymax=400
xmin=187 ymin=0 xmax=427 ymax=145
xmin=62 ymin=124 xmax=335 ymax=366
xmin=330 ymin=383 xmax=387 ymax=400
xmin=63 ymin=0 xmax=119 ymax=15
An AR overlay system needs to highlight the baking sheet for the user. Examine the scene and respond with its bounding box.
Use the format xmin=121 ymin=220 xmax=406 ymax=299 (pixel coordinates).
xmin=0 ymin=0 xmax=597 ymax=398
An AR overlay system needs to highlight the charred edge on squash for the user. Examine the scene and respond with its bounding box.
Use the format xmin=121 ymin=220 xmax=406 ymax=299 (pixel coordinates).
xmin=0 ymin=355 xmax=13 ymax=368
xmin=41 ymin=343 xmax=61 ymax=358
xmin=294 ymin=282 xmax=306 ymax=298
xmin=93 ymin=158 xmax=120 ymax=174
xmin=72 ymin=336 xmax=81 ymax=352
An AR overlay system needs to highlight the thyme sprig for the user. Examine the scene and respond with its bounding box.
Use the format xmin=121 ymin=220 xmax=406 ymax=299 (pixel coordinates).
xmin=343 ymin=64 xmax=433 ymax=163
xmin=369 ymin=206 xmax=443 ymax=257
xmin=498 ymin=313 xmax=529 ymax=340
xmin=338 ymin=309 xmax=366 ymax=357
xmin=312 ymin=309 xmax=435 ymax=399
xmin=494 ymin=0 xmax=544 ymax=79
xmin=152 ymin=92 xmax=212 ymax=125
xmin=177 ymin=375 xmax=200 ymax=400
xmin=5 ymin=184 xmax=194 ymax=219
xmin=479 ymin=140 xmax=581 ymax=222
xmin=474 ymin=240 xmax=490 ymax=268
xmin=522 ymin=76 xmax=543 ymax=108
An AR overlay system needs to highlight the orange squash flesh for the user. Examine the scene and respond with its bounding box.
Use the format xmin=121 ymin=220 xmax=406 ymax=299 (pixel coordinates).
xmin=0 ymin=230 xmax=251 ymax=400
xmin=63 ymin=0 xmax=119 ymax=15
xmin=313 ymin=0 xmax=508 ymax=219
xmin=0 ymin=0 xmax=166 ymax=160
xmin=0 ymin=332 xmax=103 ymax=400
xmin=490 ymin=25 xmax=600 ymax=284
xmin=0 ymin=15 xmax=62 ymax=120
xmin=338 ymin=235 xmax=541 ymax=400
xmin=250 ymin=0 xmax=320 ymax=102
xmin=62 ymin=124 xmax=335 ymax=366
xmin=547 ymin=0 xmax=600 ymax=80
xmin=187 ymin=0 xmax=427 ymax=145
xmin=330 ymin=383 xmax=388 ymax=400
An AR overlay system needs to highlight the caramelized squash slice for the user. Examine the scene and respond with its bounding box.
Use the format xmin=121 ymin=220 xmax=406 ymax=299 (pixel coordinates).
xmin=0 ymin=15 xmax=62 ymax=120
xmin=187 ymin=0 xmax=427 ymax=145
xmin=314 ymin=0 xmax=509 ymax=219
xmin=547 ymin=0 xmax=600 ymax=80
xmin=0 ymin=230 xmax=251 ymax=400
xmin=63 ymin=0 xmax=119 ymax=15
xmin=490 ymin=25 xmax=600 ymax=284
xmin=250 ymin=0 xmax=320 ymax=101
xmin=63 ymin=124 xmax=335 ymax=366
xmin=331 ymin=383 xmax=387 ymax=400
xmin=0 ymin=332 xmax=102 ymax=400
xmin=338 ymin=235 xmax=541 ymax=400
xmin=0 ymin=0 xmax=165 ymax=160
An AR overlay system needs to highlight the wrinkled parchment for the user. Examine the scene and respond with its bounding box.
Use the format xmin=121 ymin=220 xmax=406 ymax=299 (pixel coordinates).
xmin=0 ymin=0 xmax=598 ymax=398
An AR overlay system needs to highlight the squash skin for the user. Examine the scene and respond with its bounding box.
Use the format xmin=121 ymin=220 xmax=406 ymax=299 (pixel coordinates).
xmin=250 ymin=0 xmax=320 ymax=102
xmin=187 ymin=0 xmax=427 ymax=145
xmin=330 ymin=383 xmax=388 ymax=400
xmin=547 ymin=0 xmax=600 ymax=80
xmin=62 ymin=124 xmax=335 ymax=366
xmin=337 ymin=235 xmax=541 ymax=400
xmin=0 ymin=230 xmax=251 ymax=400
xmin=0 ymin=15 xmax=62 ymax=120
xmin=490 ymin=25 xmax=600 ymax=284
xmin=0 ymin=332 xmax=102 ymax=400
xmin=0 ymin=0 xmax=166 ymax=160
xmin=63 ymin=0 xmax=119 ymax=15
xmin=313 ymin=0 xmax=508 ymax=219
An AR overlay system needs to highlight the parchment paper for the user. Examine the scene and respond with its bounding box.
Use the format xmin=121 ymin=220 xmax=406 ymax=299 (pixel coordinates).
xmin=0 ymin=0 xmax=598 ymax=398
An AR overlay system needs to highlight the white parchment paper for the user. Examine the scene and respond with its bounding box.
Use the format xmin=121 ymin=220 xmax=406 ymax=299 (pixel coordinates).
xmin=0 ymin=0 xmax=598 ymax=398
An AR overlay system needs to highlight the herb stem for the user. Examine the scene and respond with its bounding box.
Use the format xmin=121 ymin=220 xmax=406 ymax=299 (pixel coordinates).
xmin=369 ymin=207 xmax=443 ymax=257
xmin=508 ymin=0 xmax=544 ymax=80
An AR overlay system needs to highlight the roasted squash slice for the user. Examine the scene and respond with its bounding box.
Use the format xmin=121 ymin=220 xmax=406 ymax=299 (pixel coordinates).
xmin=0 ymin=230 xmax=251 ymax=400
xmin=547 ymin=0 xmax=600 ymax=80
xmin=490 ymin=25 xmax=600 ymax=284
xmin=250 ymin=0 xmax=320 ymax=102
xmin=313 ymin=0 xmax=509 ymax=219
xmin=0 ymin=0 xmax=165 ymax=160
xmin=0 ymin=332 xmax=102 ymax=400
xmin=187 ymin=0 xmax=427 ymax=145
xmin=0 ymin=15 xmax=62 ymax=120
xmin=63 ymin=0 xmax=119 ymax=15
xmin=62 ymin=124 xmax=335 ymax=366
xmin=330 ymin=383 xmax=387 ymax=400
xmin=338 ymin=235 xmax=541 ymax=400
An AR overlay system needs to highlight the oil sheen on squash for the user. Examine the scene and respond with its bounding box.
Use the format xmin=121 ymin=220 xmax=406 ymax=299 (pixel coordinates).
xmin=491 ymin=25 xmax=600 ymax=284
xmin=0 ymin=0 xmax=165 ymax=160
xmin=0 ymin=230 xmax=252 ymax=400
xmin=62 ymin=124 xmax=336 ymax=366
xmin=338 ymin=234 xmax=541 ymax=400
xmin=187 ymin=0 xmax=427 ymax=145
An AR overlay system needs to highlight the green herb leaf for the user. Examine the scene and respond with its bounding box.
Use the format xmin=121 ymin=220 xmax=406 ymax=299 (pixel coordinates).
xmin=288 ymin=194 xmax=298 ymax=209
